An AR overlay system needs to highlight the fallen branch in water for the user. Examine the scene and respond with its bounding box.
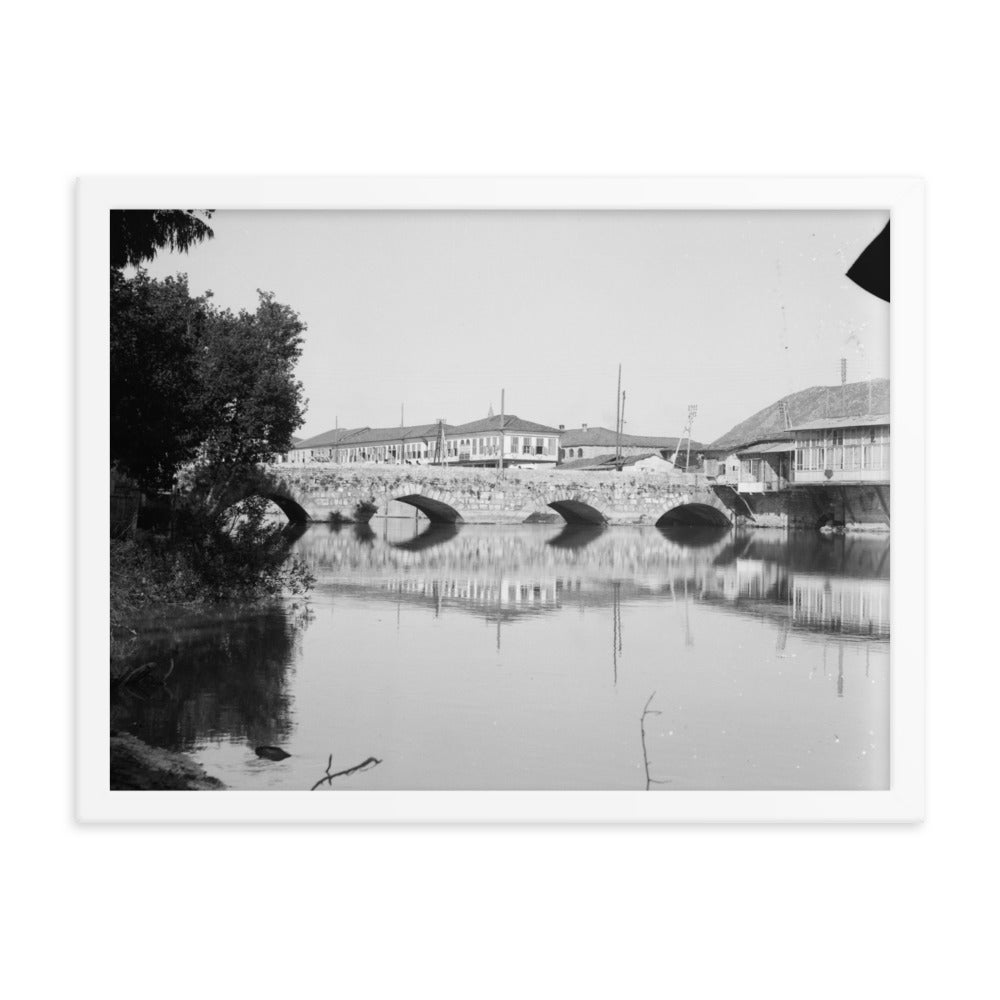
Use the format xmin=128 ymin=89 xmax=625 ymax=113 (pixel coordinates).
xmin=311 ymin=754 xmax=382 ymax=791
xmin=640 ymin=692 xmax=670 ymax=790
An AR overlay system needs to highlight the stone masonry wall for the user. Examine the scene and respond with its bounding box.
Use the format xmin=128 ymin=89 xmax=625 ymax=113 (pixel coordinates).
xmin=263 ymin=463 xmax=733 ymax=526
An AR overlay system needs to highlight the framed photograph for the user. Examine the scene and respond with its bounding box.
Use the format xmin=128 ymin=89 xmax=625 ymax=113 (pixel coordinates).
xmin=78 ymin=177 xmax=924 ymax=823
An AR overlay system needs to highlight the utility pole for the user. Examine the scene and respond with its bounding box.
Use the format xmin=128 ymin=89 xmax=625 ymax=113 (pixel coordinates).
xmin=434 ymin=418 xmax=447 ymax=464
xmin=778 ymin=399 xmax=791 ymax=430
xmin=671 ymin=404 xmax=698 ymax=468
xmin=617 ymin=390 xmax=627 ymax=471
xmin=614 ymin=364 xmax=622 ymax=471
xmin=497 ymin=388 xmax=505 ymax=476
xmin=686 ymin=403 xmax=696 ymax=472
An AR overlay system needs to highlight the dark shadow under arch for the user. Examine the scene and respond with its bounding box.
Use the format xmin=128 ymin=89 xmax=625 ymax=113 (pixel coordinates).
xmin=547 ymin=499 xmax=607 ymax=526
xmin=394 ymin=494 xmax=464 ymax=525
xmin=657 ymin=522 xmax=730 ymax=548
xmin=391 ymin=523 xmax=460 ymax=552
xmin=656 ymin=503 xmax=730 ymax=528
xmin=264 ymin=493 xmax=310 ymax=525
xmin=546 ymin=524 xmax=606 ymax=550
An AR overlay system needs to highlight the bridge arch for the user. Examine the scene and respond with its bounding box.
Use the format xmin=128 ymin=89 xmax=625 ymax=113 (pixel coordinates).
xmin=655 ymin=496 xmax=733 ymax=528
xmin=263 ymin=493 xmax=310 ymax=525
xmin=393 ymin=493 xmax=464 ymax=525
xmin=221 ymin=491 xmax=310 ymax=526
xmin=546 ymin=497 xmax=608 ymax=526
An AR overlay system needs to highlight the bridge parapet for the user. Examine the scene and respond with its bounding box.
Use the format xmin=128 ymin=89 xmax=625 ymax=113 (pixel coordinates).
xmin=261 ymin=463 xmax=734 ymax=527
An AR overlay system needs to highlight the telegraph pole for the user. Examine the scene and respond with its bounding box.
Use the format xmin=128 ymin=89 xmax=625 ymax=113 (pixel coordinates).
xmin=497 ymin=388 xmax=505 ymax=477
xmin=434 ymin=418 xmax=447 ymax=464
xmin=617 ymin=390 xmax=627 ymax=471
xmin=686 ymin=403 xmax=697 ymax=471
xmin=614 ymin=364 xmax=622 ymax=471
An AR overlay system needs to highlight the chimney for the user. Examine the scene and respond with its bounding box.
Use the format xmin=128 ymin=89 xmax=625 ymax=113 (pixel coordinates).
xmin=559 ymin=424 xmax=565 ymax=431
xmin=582 ymin=423 xmax=588 ymax=431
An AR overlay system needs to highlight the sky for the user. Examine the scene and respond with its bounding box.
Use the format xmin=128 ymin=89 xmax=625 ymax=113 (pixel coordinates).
xmin=141 ymin=209 xmax=889 ymax=444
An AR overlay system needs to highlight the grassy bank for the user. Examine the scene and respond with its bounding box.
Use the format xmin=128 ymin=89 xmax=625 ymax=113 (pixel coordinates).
xmin=110 ymin=522 xmax=313 ymax=657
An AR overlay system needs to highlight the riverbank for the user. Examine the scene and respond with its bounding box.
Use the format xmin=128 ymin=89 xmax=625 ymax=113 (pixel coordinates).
xmin=110 ymin=733 xmax=226 ymax=790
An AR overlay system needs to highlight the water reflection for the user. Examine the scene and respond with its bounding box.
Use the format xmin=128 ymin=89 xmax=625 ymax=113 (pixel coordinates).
xmin=547 ymin=524 xmax=606 ymax=550
xmin=111 ymin=608 xmax=299 ymax=752
xmin=297 ymin=519 xmax=889 ymax=642
xmin=657 ymin=522 xmax=730 ymax=548
xmin=390 ymin=522 xmax=460 ymax=552
xmin=114 ymin=520 xmax=890 ymax=791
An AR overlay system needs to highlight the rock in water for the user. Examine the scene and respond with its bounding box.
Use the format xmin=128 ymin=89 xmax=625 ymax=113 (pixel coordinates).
xmin=255 ymin=746 xmax=291 ymax=761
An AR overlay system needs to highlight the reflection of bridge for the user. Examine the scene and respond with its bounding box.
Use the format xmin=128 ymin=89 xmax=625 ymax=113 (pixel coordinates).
xmin=258 ymin=464 xmax=735 ymax=527
xmin=295 ymin=523 xmax=890 ymax=641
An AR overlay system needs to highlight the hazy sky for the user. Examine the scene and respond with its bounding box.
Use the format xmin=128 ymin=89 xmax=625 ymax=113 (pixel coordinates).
xmin=141 ymin=209 xmax=889 ymax=443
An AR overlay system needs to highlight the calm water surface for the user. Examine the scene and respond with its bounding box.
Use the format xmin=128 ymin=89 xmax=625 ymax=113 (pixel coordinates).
xmin=112 ymin=520 xmax=890 ymax=790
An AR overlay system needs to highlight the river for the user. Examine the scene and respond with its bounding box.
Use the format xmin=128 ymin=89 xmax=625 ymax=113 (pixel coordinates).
xmin=111 ymin=519 xmax=890 ymax=790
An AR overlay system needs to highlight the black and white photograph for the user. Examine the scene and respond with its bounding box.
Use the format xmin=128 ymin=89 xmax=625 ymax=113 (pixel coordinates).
xmin=103 ymin=201 xmax=896 ymax=796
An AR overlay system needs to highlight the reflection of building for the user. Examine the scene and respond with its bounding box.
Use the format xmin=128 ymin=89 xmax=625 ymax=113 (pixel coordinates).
xmin=791 ymin=574 xmax=889 ymax=639
xmin=294 ymin=522 xmax=889 ymax=641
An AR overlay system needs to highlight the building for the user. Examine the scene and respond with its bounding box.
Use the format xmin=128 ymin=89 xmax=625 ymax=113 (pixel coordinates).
xmin=706 ymin=378 xmax=890 ymax=492
xmin=446 ymin=414 xmax=561 ymax=467
xmin=557 ymin=425 xmax=699 ymax=464
xmin=789 ymin=414 xmax=890 ymax=484
xmin=558 ymin=451 xmax=676 ymax=473
xmin=280 ymin=413 xmax=561 ymax=467
xmin=713 ymin=414 xmax=889 ymax=492
xmin=716 ymin=441 xmax=795 ymax=492
xmin=285 ymin=423 xmax=454 ymax=464
xmin=281 ymin=429 xmax=359 ymax=463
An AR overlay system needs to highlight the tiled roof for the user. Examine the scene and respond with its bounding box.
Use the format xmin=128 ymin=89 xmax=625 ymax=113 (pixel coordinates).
xmin=450 ymin=414 xmax=561 ymax=436
xmin=348 ymin=423 xmax=452 ymax=445
xmin=558 ymin=451 xmax=672 ymax=470
xmin=291 ymin=427 xmax=366 ymax=450
xmin=738 ymin=440 xmax=795 ymax=454
xmin=560 ymin=426 xmax=701 ymax=450
xmin=789 ymin=414 xmax=889 ymax=433
xmin=292 ymin=423 xmax=452 ymax=450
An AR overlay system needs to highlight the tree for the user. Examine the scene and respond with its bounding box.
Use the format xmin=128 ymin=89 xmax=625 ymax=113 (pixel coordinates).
xmin=111 ymin=270 xmax=307 ymax=497
xmin=196 ymin=291 xmax=307 ymax=469
xmin=110 ymin=269 xmax=207 ymax=491
xmin=181 ymin=290 xmax=307 ymax=516
xmin=110 ymin=210 xmax=214 ymax=271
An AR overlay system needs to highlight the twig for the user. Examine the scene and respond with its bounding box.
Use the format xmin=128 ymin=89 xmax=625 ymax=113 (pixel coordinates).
xmin=311 ymin=754 xmax=382 ymax=791
xmin=640 ymin=691 xmax=664 ymax=791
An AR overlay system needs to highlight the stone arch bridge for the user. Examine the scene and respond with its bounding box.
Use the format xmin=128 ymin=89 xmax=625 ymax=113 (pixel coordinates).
xmin=256 ymin=464 xmax=735 ymax=528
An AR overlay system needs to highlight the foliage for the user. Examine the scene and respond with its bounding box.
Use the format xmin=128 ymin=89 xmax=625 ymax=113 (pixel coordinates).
xmin=110 ymin=210 xmax=214 ymax=271
xmin=111 ymin=271 xmax=307 ymax=493
xmin=110 ymin=511 xmax=313 ymax=628
xmin=195 ymin=291 xmax=307 ymax=469
xmin=109 ymin=210 xmax=313 ymax=623
xmin=110 ymin=269 xmax=208 ymax=491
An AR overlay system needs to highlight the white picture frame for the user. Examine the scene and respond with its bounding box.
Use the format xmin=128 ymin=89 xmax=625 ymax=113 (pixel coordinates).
xmin=78 ymin=176 xmax=925 ymax=823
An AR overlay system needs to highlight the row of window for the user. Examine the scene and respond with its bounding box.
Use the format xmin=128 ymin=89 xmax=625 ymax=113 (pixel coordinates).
xmin=795 ymin=443 xmax=890 ymax=472
xmin=289 ymin=434 xmax=557 ymax=462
